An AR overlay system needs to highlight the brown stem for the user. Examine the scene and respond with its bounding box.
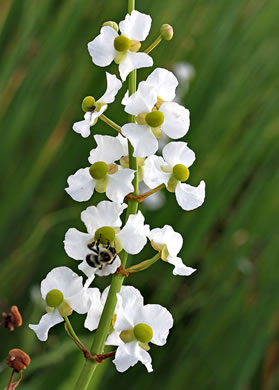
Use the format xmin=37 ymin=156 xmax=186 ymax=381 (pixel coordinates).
xmin=125 ymin=184 xmax=165 ymax=203
xmin=7 ymin=370 xmax=15 ymax=390
xmin=93 ymin=351 xmax=116 ymax=363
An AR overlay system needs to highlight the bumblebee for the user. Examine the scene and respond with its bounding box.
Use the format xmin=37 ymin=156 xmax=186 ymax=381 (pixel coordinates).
xmin=86 ymin=239 xmax=117 ymax=269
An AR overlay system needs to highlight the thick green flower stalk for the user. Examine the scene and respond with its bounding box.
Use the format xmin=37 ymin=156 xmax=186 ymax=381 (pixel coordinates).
xmin=28 ymin=0 xmax=206 ymax=389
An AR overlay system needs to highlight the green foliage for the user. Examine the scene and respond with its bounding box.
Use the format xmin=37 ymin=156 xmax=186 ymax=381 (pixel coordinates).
xmin=0 ymin=0 xmax=279 ymax=389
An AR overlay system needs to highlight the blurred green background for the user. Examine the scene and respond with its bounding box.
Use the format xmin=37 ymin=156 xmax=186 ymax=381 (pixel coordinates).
xmin=1 ymin=0 xmax=279 ymax=389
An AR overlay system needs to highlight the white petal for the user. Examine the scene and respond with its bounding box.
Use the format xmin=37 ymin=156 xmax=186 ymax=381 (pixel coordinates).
xmin=67 ymin=287 xmax=90 ymax=314
xmin=64 ymin=228 xmax=92 ymax=260
xmin=40 ymin=266 xmax=85 ymax=301
xmin=106 ymin=169 xmax=135 ymax=203
xmin=117 ymin=211 xmax=149 ymax=255
xmin=175 ymin=181 xmax=206 ymax=211
xmin=121 ymin=90 xmax=129 ymax=106
xmin=113 ymin=342 xmax=140 ymax=372
xmin=119 ymin=52 xmax=153 ymax=81
xmin=81 ymin=201 xmax=127 ymax=235
xmin=105 ymin=330 xmax=123 ymax=346
xmin=146 ymin=68 xmax=178 ymax=102
xmin=119 ymin=10 xmax=152 ymax=41
xmin=65 ymin=167 xmax=95 ymax=202
xmin=95 ymin=255 xmax=121 ymax=277
xmin=88 ymin=26 xmax=117 ymax=67
xmin=116 ymin=133 xmax=129 ymax=156
xmin=29 ymin=311 xmax=63 ymax=341
xmin=124 ymin=81 xmax=157 ymax=115
xmin=143 ymin=155 xmax=170 ymax=188
xmin=135 ymin=344 xmax=153 ymax=372
xmin=167 ymin=257 xmax=196 ymax=276
xmin=149 ymin=225 xmax=183 ymax=258
xmin=122 ymin=123 xmax=158 ymax=157
xmin=89 ymin=104 xmax=107 ymax=122
xmin=162 ymin=141 xmax=195 ymax=168
xmin=72 ymin=118 xmax=91 ymax=138
xmin=98 ymin=72 xmax=122 ymax=104
xmin=89 ymin=135 xmax=126 ymax=165
xmin=160 ymin=102 xmax=190 ymax=139
xmin=78 ymin=260 xmax=97 ymax=279
xmin=84 ymin=288 xmax=103 ymax=331
xmin=136 ymin=304 xmax=173 ymax=346
xmin=114 ymin=286 xmax=144 ymax=330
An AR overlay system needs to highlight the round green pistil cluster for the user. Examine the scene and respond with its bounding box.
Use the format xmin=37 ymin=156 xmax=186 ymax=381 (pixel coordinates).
xmin=172 ymin=164 xmax=190 ymax=182
xmin=114 ymin=35 xmax=131 ymax=52
xmin=46 ymin=289 xmax=64 ymax=308
xmin=145 ymin=111 xmax=164 ymax=128
xmin=82 ymin=96 xmax=96 ymax=112
xmin=134 ymin=323 xmax=153 ymax=343
xmin=95 ymin=226 xmax=115 ymax=244
xmin=89 ymin=161 xmax=108 ymax=180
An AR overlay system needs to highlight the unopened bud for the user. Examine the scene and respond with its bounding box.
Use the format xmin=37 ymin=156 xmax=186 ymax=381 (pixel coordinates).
xmin=136 ymin=112 xmax=147 ymax=125
xmin=130 ymin=40 xmax=141 ymax=52
xmin=103 ymin=21 xmax=119 ymax=32
xmin=7 ymin=349 xmax=31 ymax=372
xmin=160 ymin=24 xmax=174 ymax=41
xmin=58 ymin=302 xmax=73 ymax=317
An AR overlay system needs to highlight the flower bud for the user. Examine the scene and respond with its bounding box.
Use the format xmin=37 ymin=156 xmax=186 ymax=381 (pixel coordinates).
xmin=130 ymin=40 xmax=141 ymax=52
xmin=145 ymin=111 xmax=164 ymax=128
xmin=172 ymin=164 xmax=190 ymax=182
xmin=134 ymin=323 xmax=153 ymax=343
xmin=7 ymin=349 xmax=31 ymax=372
xmin=103 ymin=21 xmax=119 ymax=32
xmin=95 ymin=226 xmax=116 ymax=244
xmin=58 ymin=301 xmax=73 ymax=317
xmin=107 ymin=163 xmax=118 ymax=174
xmin=45 ymin=289 xmax=64 ymax=308
xmin=89 ymin=161 xmax=108 ymax=180
xmin=167 ymin=176 xmax=179 ymax=192
xmin=160 ymin=24 xmax=174 ymax=41
xmin=120 ymin=329 xmax=135 ymax=343
xmin=114 ymin=35 xmax=131 ymax=52
xmin=136 ymin=112 xmax=147 ymax=125
xmin=82 ymin=96 xmax=96 ymax=112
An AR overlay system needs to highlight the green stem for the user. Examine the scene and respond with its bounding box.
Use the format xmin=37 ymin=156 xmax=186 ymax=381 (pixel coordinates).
xmin=74 ymin=1 xmax=138 ymax=389
xmin=64 ymin=316 xmax=82 ymax=343
xmin=144 ymin=35 xmax=162 ymax=54
xmin=100 ymin=114 xmax=122 ymax=133
xmin=126 ymin=252 xmax=161 ymax=273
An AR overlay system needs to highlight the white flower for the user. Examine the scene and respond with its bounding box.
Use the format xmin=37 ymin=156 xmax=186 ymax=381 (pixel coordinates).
xmin=64 ymin=201 xmax=149 ymax=278
xmin=149 ymin=225 xmax=196 ymax=276
xmin=73 ymin=72 xmax=122 ymax=137
xmin=105 ymin=285 xmax=173 ymax=373
xmin=85 ymin=285 xmax=144 ymax=333
xmin=144 ymin=141 xmax=205 ymax=211
xmin=122 ymin=80 xmax=190 ymax=157
xmin=88 ymin=11 xmax=153 ymax=81
xmin=65 ymin=135 xmax=134 ymax=203
xmin=29 ymin=267 xmax=90 ymax=341
xmin=145 ymin=67 xmax=178 ymax=102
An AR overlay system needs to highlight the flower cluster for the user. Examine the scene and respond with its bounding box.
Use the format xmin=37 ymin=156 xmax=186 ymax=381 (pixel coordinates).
xmin=29 ymin=8 xmax=206 ymax=376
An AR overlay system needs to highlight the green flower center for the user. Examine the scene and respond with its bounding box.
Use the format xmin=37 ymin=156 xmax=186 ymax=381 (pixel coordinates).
xmin=82 ymin=96 xmax=96 ymax=112
xmin=46 ymin=289 xmax=64 ymax=308
xmin=114 ymin=35 xmax=131 ymax=52
xmin=89 ymin=161 xmax=108 ymax=180
xmin=172 ymin=164 xmax=190 ymax=182
xmin=95 ymin=226 xmax=115 ymax=244
xmin=145 ymin=111 xmax=164 ymax=128
xmin=133 ymin=323 xmax=153 ymax=343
